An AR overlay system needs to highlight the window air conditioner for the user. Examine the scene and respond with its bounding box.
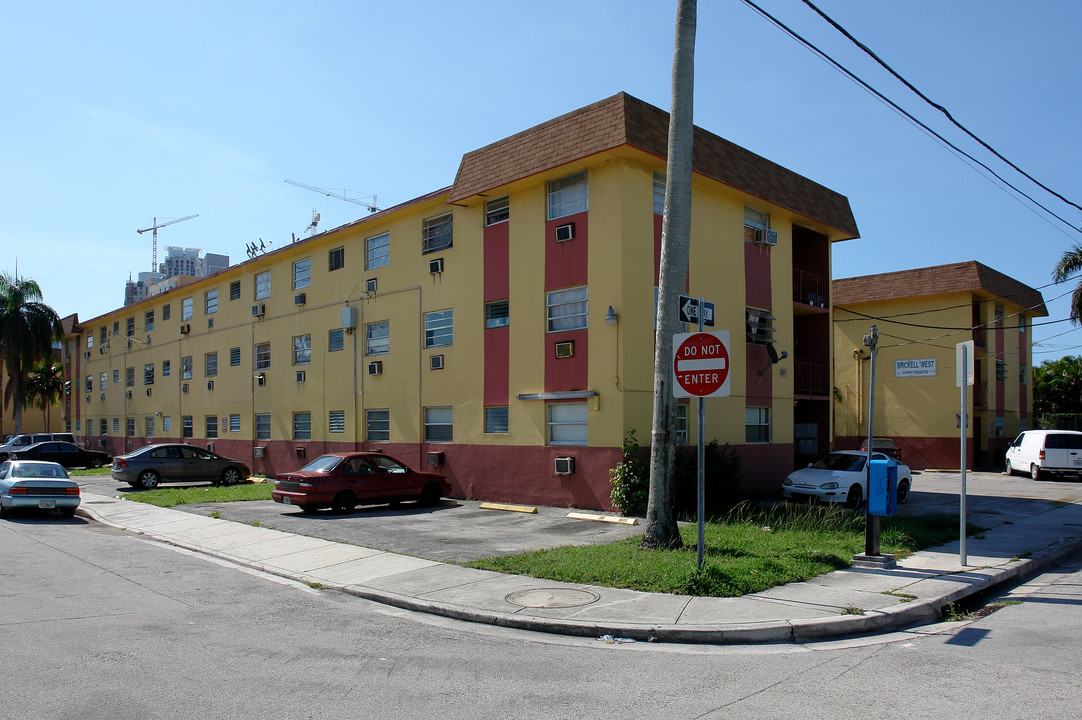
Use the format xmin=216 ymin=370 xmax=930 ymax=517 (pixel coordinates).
xmin=555 ymin=223 xmax=575 ymax=242
xmin=180 ymin=324 xmax=191 ymax=335
xmin=253 ymin=446 xmax=266 ymax=458
xmin=146 ymin=388 xmax=152 ymax=397
xmin=206 ymin=443 xmax=214 ymax=452
xmin=295 ymin=371 xmax=306 ymax=382
xmin=125 ymin=390 xmax=132 ymax=399
xmin=181 ymin=384 xmax=189 ymax=394
xmin=365 ymin=278 xmax=377 ymax=294
xmin=83 ymin=351 xmax=91 ymax=359
xmin=368 ymin=361 xmax=383 ymax=375
xmin=755 ymin=228 xmax=778 ymax=247
xmin=252 ymin=304 xmax=265 ymax=318
xmin=554 ymin=456 xmax=575 ymax=475
xmin=429 ymin=258 xmax=444 ymax=274
xmin=256 ymin=374 xmax=266 ymax=387
xmin=99 ymin=347 xmax=106 ymax=354
xmin=294 ymin=293 xmax=306 ymax=306
xmin=427 ymin=451 xmax=444 ymax=467
xmin=430 ymin=354 xmax=444 ymax=370
xmin=555 ymin=341 xmax=575 ymax=359
xmin=207 ymin=380 xmax=214 ymax=390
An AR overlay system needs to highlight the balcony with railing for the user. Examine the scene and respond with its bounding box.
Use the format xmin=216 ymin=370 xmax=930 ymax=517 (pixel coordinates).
xmin=793 ymin=264 xmax=829 ymax=309
xmin=794 ymin=358 xmax=829 ymax=398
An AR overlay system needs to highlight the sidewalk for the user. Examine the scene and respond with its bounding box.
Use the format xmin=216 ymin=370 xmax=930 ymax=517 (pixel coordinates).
xmin=76 ymin=492 xmax=1082 ymax=644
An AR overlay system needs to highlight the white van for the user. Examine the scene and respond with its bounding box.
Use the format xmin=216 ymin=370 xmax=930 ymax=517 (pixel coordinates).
xmin=1005 ymin=430 xmax=1082 ymax=481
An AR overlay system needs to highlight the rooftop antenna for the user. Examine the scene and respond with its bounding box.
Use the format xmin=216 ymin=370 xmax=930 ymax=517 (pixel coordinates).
xmin=137 ymin=214 xmax=198 ymax=271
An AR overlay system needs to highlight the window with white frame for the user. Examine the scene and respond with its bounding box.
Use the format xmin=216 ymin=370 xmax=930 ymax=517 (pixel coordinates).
xmin=255 ymin=413 xmax=270 ymax=440
xmin=485 ymin=300 xmax=509 ymax=329
xmin=366 ymin=409 xmax=389 ymax=442
xmin=996 ymin=358 xmax=1007 ymax=381
xmin=547 ymin=402 xmax=587 ymax=446
xmin=424 ymin=406 xmax=453 ymax=443
xmin=484 ymin=406 xmax=509 ymax=434
xmin=205 ymin=415 xmax=218 ymax=439
xmin=162 ymin=360 xmax=170 ymax=377
xmin=145 ymin=416 xmax=155 ymax=438
xmin=126 ymin=317 xmax=134 ymax=337
xmin=205 ymin=352 xmax=218 ymax=377
xmin=145 ymin=310 xmax=154 ymax=331
xmin=230 ymin=347 xmax=241 ymax=366
xmin=181 ymin=297 xmax=193 ymax=321
xmin=181 ymin=356 xmax=193 ymax=380
xmin=421 ymin=214 xmax=453 ymax=254
xmin=329 ymin=246 xmax=345 ymax=272
xmin=162 ymin=303 xmax=171 ymax=321
xmin=366 ymin=321 xmax=389 ymax=355
xmin=293 ymin=258 xmax=311 ymax=290
xmin=125 ymin=367 xmax=134 ymax=387
xmin=113 ymin=369 xmax=119 ymax=384
xmin=653 ymin=171 xmax=665 ymax=214
xmin=329 ymin=411 xmax=345 ymax=434
xmin=255 ymin=342 xmax=270 ymax=370
xmin=205 ymin=288 xmax=218 ymax=315
xmin=292 ymin=412 xmax=311 ymax=441
xmin=743 ymin=206 xmax=769 ymax=244
xmin=255 ymin=271 xmax=271 ymax=300
xmin=547 ymin=286 xmax=588 ymax=332
xmin=229 ymin=414 xmax=240 ymax=432
xmin=547 ymin=171 xmax=587 ymax=220
xmin=87 ymin=334 xmax=93 ymax=349
xmin=424 ymin=310 xmax=453 ymax=348
xmin=1019 ymin=313 xmax=1027 ymax=334
xmin=144 ymin=363 xmax=154 ymax=385
xmin=1019 ymin=364 xmax=1027 ymax=385
xmin=230 ymin=280 xmax=241 ymax=300
xmin=485 ymin=196 xmax=509 ymax=226
xmin=112 ymin=417 xmax=120 ymax=433
xmin=99 ymin=418 xmax=106 ymax=435
xmin=366 ymin=232 xmax=389 ymax=269
xmin=182 ymin=415 xmax=193 ymax=438
xmin=745 ymin=407 xmax=770 ymax=444
xmin=293 ymin=335 xmax=311 ymax=365
xmin=126 ymin=417 xmax=135 ymax=437
xmin=163 ymin=416 xmax=171 ymax=433
xmin=328 ymin=328 xmax=344 ymax=352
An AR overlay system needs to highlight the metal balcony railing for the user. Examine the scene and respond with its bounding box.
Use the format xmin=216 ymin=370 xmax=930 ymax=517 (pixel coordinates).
xmin=795 ymin=358 xmax=829 ymax=397
xmin=793 ymin=264 xmax=828 ymax=308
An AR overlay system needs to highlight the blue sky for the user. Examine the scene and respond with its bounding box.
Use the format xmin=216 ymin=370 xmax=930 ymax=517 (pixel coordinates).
xmin=2 ymin=1 xmax=1079 ymax=357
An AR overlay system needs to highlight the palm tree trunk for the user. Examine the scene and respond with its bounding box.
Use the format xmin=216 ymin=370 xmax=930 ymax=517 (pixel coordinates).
xmin=642 ymin=0 xmax=696 ymax=550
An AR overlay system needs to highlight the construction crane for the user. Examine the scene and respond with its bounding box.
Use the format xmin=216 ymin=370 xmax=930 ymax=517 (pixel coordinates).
xmin=137 ymin=214 xmax=198 ymax=272
xmin=284 ymin=180 xmax=379 ymax=213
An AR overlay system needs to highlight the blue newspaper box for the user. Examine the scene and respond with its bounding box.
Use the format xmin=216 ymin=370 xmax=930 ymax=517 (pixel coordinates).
xmin=868 ymin=457 xmax=898 ymax=516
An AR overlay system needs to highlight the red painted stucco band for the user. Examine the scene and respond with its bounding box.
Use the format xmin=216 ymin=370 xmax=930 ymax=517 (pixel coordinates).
xmin=483 ymin=219 xmax=511 ymax=405
xmin=545 ymin=211 xmax=589 ymax=392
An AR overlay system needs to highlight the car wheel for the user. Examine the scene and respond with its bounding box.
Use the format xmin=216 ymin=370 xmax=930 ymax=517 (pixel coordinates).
xmin=897 ymin=479 xmax=910 ymax=504
xmin=331 ymin=492 xmax=356 ymax=514
xmin=418 ymin=482 xmax=442 ymax=507
xmin=1005 ymin=459 xmax=1014 ymax=476
xmin=90 ymin=458 xmax=103 ymax=469
xmin=0 ymin=503 xmax=8 ymax=519
xmin=138 ymin=470 xmax=160 ymax=489
xmin=845 ymin=484 xmax=863 ymax=510
xmin=1031 ymin=464 xmax=1041 ymax=481
xmin=221 ymin=467 xmax=242 ymax=486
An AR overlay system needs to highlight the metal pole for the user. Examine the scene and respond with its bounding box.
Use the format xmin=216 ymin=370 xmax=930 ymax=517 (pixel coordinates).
xmin=696 ymin=302 xmax=705 ymax=570
xmin=960 ymin=344 xmax=968 ymax=566
xmin=864 ymin=325 xmax=880 ymax=556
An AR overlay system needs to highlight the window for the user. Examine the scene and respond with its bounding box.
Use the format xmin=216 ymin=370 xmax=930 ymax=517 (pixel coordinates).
xmin=329 ymin=246 xmax=344 ymax=272
xmin=1019 ymin=313 xmax=1027 ymax=334
xmin=366 ymin=232 xmax=389 ymax=269
xmin=255 ymin=413 xmax=271 ymax=440
xmin=424 ymin=406 xmax=453 ymax=443
xmin=743 ymin=206 xmax=770 ymax=244
xmin=1020 ymin=364 xmax=1027 ymax=385
xmin=485 ymin=300 xmax=509 ymax=329
xmin=163 ymin=416 xmax=171 ymax=433
xmin=113 ymin=321 xmax=120 ymax=335
xmin=995 ymin=304 xmax=1005 ymax=326
xmin=547 ymin=286 xmax=588 ymax=332
xmin=255 ymin=271 xmax=271 ymax=300
xmin=292 ymin=412 xmax=311 ymax=441
xmin=676 ymin=403 xmax=688 ymax=445
xmin=126 ymin=417 xmax=135 ymax=437
xmin=547 ymin=403 xmax=587 ymax=446
xmin=113 ymin=369 xmax=119 ymax=384
xmin=255 ymin=342 xmax=271 ymax=370
xmin=329 ymin=411 xmax=345 ymax=434
xmin=125 ymin=367 xmax=135 ymax=387
xmin=205 ymin=416 xmax=218 ymax=439
xmin=100 ymin=326 xmax=108 ymax=343
xmin=293 ymin=258 xmax=311 ymax=290
xmin=328 ymin=328 xmax=344 ymax=352
xmin=745 ymin=407 xmax=770 ymax=444
xmin=181 ymin=297 xmax=193 ymax=321
xmin=162 ymin=360 xmax=171 ymax=377
xmin=145 ymin=416 xmax=155 ymax=438
xmin=145 ymin=310 xmax=154 ymax=332
xmin=100 ymin=373 xmax=106 ymax=391
xmin=424 ymin=310 xmax=453 ymax=348
xmin=87 ymin=334 xmax=93 ymax=349
xmin=230 ymin=347 xmax=241 ymax=366
xmin=293 ymin=335 xmax=311 ymax=365
xmin=230 ymin=280 xmax=241 ymax=301
xmin=229 ymin=414 xmax=240 ymax=432
xmin=366 ymin=409 xmax=390 ymax=442
xmin=996 ymin=358 xmax=1008 ymax=381
xmin=99 ymin=418 xmax=107 ymax=435
xmin=205 ymin=288 xmax=218 ymax=315
xmin=181 ymin=356 xmax=193 ymax=380
xmin=162 ymin=303 xmax=171 ymax=321
xmin=182 ymin=416 xmax=193 ymax=439
xmin=365 ymin=321 xmax=389 ymax=355
xmin=205 ymin=352 xmax=218 ymax=377
xmin=485 ymin=196 xmax=509 ymax=226
xmin=652 ymin=171 xmax=666 ymax=214
xmin=547 ymin=171 xmax=587 ymax=220
xmin=143 ymin=364 xmax=154 ymax=385
xmin=421 ymin=213 xmax=453 ymax=254
xmin=124 ymin=317 xmax=133 ymax=337
xmin=484 ymin=407 xmax=509 ymax=434
xmin=745 ymin=307 xmax=775 ymax=345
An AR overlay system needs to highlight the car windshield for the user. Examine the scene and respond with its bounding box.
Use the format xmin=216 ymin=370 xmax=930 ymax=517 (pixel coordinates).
xmin=300 ymin=455 xmax=342 ymax=473
xmin=811 ymin=454 xmax=866 ymax=472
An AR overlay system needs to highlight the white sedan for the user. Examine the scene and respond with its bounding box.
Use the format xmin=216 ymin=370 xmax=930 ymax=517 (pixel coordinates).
xmin=782 ymin=450 xmax=911 ymax=509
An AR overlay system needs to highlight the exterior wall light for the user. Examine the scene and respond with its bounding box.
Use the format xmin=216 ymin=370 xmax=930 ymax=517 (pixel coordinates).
xmin=605 ymin=306 xmax=618 ymax=326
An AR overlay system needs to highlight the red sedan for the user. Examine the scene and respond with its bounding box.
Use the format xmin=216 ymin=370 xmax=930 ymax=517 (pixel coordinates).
xmin=272 ymin=452 xmax=451 ymax=513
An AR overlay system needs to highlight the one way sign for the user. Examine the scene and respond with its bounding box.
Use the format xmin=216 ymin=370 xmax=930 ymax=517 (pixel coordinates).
xmin=679 ymin=295 xmax=714 ymax=327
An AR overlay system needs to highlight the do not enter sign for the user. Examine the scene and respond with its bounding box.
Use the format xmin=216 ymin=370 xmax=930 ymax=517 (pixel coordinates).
xmin=673 ymin=331 xmax=731 ymax=398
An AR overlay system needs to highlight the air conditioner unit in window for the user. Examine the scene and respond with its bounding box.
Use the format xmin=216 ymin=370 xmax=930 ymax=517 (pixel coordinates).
xmin=555 ymin=223 xmax=575 ymax=242
xmin=295 ymin=446 xmax=306 ymax=459
xmin=182 ymin=384 xmax=189 ymax=394
xmin=125 ymin=390 xmax=132 ymax=399
xmin=755 ymin=228 xmax=778 ymax=247
xmin=430 ymin=354 xmax=444 ymax=370
xmin=365 ymin=278 xmax=377 ymax=294
xmin=554 ymin=456 xmax=575 ymax=475
xmin=294 ymin=293 xmax=306 ymax=306
xmin=99 ymin=347 xmax=106 ymax=354
xmin=207 ymin=380 xmax=214 ymax=390
xmin=180 ymin=323 xmax=191 ymax=335
xmin=206 ymin=443 xmax=214 ymax=452
xmin=295 ymin=371 xmax=306 ymax=382
xmin=368 ymin=361 xmax=383 ymax=375
xmin=252 ymin=304 xmax=265 ymax=318
xmin=146 ymin=388 xmax=152 ymax=397
xmin=256 ymin=374 xmax=266 ymax=387
xmin=429 ymin=258 xmax=444 ymax=274
xmin=100 ymin=393 xmax=105 ymax=401
xmin=82 ymin=351 xmax=90 ymax=359
xmin=555 ymin=341 xmax=575 ymax=359
xmin=427 ymin=451 xmax=444 ymax=467
xmin=253 ymin=446 xmax=266 ymax=458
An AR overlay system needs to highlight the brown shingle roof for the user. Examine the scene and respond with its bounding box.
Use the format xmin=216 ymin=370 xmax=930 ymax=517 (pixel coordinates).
xmin=833 ymin=261 xmax=1048 ymax=316
xmin=449 ymin=92 xmax=859 ymax=238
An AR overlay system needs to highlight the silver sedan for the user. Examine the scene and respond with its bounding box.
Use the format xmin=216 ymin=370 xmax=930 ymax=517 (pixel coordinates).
xmin=0 ymin=460 xmax=81 ymax=518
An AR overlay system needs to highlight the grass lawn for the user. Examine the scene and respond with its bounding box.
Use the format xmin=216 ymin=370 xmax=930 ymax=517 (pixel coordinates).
xmin=465 ymin=502 xmax=981 ymax=598
xmin=119 ymin=483 xmax=274 ymax=507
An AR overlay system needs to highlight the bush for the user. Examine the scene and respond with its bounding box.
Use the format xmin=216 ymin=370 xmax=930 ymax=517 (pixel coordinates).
xmin=609 ymin=429 xmax=648 ymax=515
xmin=674 ymin=440 xmax=742 ymax=519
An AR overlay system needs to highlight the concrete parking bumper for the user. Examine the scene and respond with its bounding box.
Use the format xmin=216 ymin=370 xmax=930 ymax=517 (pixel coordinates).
xmin=76 ymin=491 xmax=1082 ymax=644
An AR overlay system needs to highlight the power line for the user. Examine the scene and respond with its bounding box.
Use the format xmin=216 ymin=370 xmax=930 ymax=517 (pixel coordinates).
xmin=835 ymin=286 xmax=1074 ymax=331
xmin=833 ymin=278 xmax=1065 ymax=324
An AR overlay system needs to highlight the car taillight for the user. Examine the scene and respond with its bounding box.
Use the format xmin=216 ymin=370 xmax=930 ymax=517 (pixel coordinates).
xmin=1039 ymin=449 xmax=1045 ymax=461
xmin=8 ymin=486 xmax=27 ymax=495
xmin=66 ymin=487 xmax=80 ymax=496
xmin=115 ymin=459 xmax=128 ymax=469
xmin=299 ymin=482 xmax=315 ymax=489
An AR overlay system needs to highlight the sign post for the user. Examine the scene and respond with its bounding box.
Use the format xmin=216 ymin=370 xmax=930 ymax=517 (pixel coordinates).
xmin=956 ymin=340 xmax=975 ymax=567
xmin=673 ymin=318 xmax=730 ymax=569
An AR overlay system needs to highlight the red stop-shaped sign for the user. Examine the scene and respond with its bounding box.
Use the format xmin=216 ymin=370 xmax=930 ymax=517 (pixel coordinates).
xmin=673 ymin=331 xmax=731 ymax=398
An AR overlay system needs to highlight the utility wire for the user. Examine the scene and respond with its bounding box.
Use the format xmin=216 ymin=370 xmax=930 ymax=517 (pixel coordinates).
xmin=738 ymin=0 xmax=1081 ymax=235
xmin=833 ymin=277 xmax=1064 ymax=323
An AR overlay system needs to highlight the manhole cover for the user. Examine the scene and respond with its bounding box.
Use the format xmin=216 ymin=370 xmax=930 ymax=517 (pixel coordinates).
xmin=505 ymin=588 xmax=600 ymax=608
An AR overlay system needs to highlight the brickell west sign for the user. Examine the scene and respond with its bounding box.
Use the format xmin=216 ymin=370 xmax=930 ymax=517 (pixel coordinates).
xmin=895 ymin=358 xmax=936 ymax=378
xmin=673 ymin=331 xmax=731 ymax=398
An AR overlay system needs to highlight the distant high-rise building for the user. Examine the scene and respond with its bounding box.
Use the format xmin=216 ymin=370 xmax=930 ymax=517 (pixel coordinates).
xmin=124 ymin=248 xmax=229 ymax=306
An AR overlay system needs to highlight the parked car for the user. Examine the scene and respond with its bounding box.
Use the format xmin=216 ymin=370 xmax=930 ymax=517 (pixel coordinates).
xmin=858 ymin=437 xmax=902 ymax=461
xmin=0 ymin=432 xmax=78 ymax=461
xmin=111 ymin=443 xmax=251 ymax=489
xmin=272 ymin=452 xmax=452 ymax=513
xmin=782 ymin=450 xmax=912 ymax=509
xmin=8 ymin=441 xmax=111 ymax=469
xmin=1005 ymin=430 xmax=1082 ymax=481
xmin=0 ymin=460 xmax=81 ymax=518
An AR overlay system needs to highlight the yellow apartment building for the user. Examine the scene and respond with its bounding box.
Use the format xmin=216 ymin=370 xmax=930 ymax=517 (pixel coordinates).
xmin=833 ymin=261 xmax=1046 ymax=470
xmin=61 ymin=93 xmax=859 ymax=508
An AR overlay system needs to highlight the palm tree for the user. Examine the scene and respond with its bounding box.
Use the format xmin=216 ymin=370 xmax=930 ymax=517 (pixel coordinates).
xmin=1053 ymin=243 xmax=1082 ymax=324
xmin=0 ymin=273 xmax=64 ymax=434
xmin=25 ymin=359 xmax=65 ymax=431
xmin=643 ymin=0 xmax=696 ymax=550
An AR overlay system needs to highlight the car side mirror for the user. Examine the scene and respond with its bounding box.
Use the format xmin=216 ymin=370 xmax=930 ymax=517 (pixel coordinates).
xmin=807 ymin=463 xmax=813 ymax=468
